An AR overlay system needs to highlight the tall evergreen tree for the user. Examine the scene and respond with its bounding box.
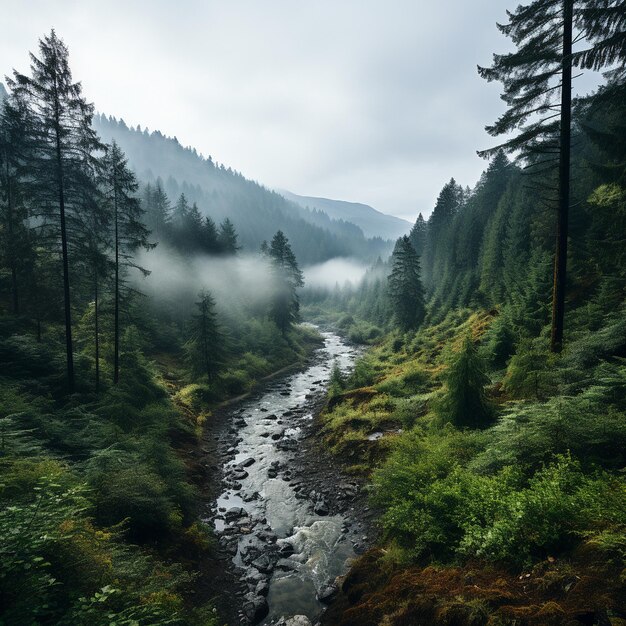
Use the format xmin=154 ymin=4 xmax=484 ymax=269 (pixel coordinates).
xmin=408 ymin=213 xmax=427 ymax=257
xmin=437 ymin=334 xmax=493 ymax=429
xmin=143 ymin=179 xmax=171 ymax=242
xmin=8 ymin=30 xmax=103 ymax=391
xmin=268 ymin=230 xmax=304 ymax=335
xmin=0 ymin=97 xmax=32 ymax=315
xmin=478 ymin=0 xmax=576 ymax=352
xmin=218 ymin=217 xmax=239 ymax=254
xmin=422 ymin=178 xmax=463 ymax=288
xmin=185 ymin=290 xmax=223 ymax=381
xmin=388 ymin=236 xmax=425 ymax=331
xmin=101 ymin=141 xmax=152 ymax=384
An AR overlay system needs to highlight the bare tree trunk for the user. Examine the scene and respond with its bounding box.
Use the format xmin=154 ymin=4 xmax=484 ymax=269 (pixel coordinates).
xmin=113 ymin=174 xmax=120 ymax=385
xmin=53 ymin=77 xmax=74 ymax=391
xmin=4 ymin=154 xmax=19 ymax=314
xmin=551 ymin=0 xmax=573 ymax=354
xmin=94 ymin=273 xmax=100 ymax=393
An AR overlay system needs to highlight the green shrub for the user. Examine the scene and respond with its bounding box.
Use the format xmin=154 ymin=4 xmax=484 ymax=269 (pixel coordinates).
xmin=348 ymin=355 xmax=379 ymax=388
xmin=219 ymin=369 xmax=250 ymax=396
xmin=435 ymin=335 xmax=494 ymax=429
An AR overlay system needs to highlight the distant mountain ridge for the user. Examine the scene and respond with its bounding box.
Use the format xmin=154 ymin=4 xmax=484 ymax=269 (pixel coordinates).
xmin=92 ymin=114 xmax=393 ymax=264
xmin=1 ymin=79 xmax=396 ymax=262
xmin=279 ymin=190 xmax=411 ymax=240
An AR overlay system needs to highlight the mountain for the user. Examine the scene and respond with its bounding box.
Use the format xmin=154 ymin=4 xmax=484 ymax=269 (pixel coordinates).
xmin=93 ymin=114 xmax=392 ymax=265
xmin=279 ymin=190 xmax=411 ymax=241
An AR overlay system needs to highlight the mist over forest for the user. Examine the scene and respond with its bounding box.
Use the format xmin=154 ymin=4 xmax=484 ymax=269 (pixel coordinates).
xmin=1 ymin=3 xmax=625 ymax=626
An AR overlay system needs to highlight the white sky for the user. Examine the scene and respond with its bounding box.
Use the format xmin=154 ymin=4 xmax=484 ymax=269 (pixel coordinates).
xmin=0 ymin=0 xmax=604 ymax=222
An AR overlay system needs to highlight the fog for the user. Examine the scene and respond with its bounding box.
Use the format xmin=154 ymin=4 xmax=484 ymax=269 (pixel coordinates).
xmin=132 ymin=249 xmax=371 ymax=316
xmin=303 ymin=258 xmax=368 ymax=289
xmin=132 ymin=247 xmax=278 ymax=318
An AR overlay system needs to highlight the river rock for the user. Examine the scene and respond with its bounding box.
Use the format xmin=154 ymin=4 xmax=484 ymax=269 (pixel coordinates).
xmin=255 ymin=580 xmax=270 ymax=597
xmin=314 ymin=500 xmax=329 ymax=516
xmin=275 ymin=617 xmax=312 ymax=626
xmin=243 ymin=568 xmax=264 ymax=584
xmin=225 ymin=506 xmax=246 ymax=520
xmin=239 ymin=457 xmax=256 ymax=467
xmin=242 ymin=594 xmax=269 ymax=623
xmin=251 ymin=554 xmax=275 ymax=573
xmin=278 ymin=542 xmax=295 ymax=557
xmin=317 ymin=583 xmax=339 ymax=604
xmin=231 ymin=468 xmax=249 ymax=480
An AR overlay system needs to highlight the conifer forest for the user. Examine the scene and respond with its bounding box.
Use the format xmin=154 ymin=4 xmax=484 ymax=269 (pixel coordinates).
xmin=0 ymin=2 xmax=625 ymax=625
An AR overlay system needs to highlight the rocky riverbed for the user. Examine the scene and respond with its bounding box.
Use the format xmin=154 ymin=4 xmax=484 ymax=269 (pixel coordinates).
xmin=203 ymin=330 xmax=377 ymax=625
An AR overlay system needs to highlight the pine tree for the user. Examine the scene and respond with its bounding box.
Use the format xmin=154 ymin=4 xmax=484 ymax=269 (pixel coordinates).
xmin=388 ymin=236 xmax=425 ymax=331
xmin=8 ymin=30 xmax=103 ymax=391
xmin=268 ymin=230 xmax=304 ymax=335
xmin=202 ymin=215 xmax=220 ymax=253
xmin=218 ymin=217 xmax=239 ymax=254
xmin=144 ymin=179 xmax=171 ymax=242
xmin=101 ymin=141 xmax=152 ymax=384
xmin=422 ymin=178 xmax=463 ymax=288
xmin=478 ymin=0 xmax=576 ymax=352
xmin=408 ymin=213 xmax=427 ymax=257
xmin=0 ymin=96 xmax=32 ymax=315
xmin=185 ymin=290 xmax=223 ymax=381
xmin=437 ymin=334 xmax=493 ymax=429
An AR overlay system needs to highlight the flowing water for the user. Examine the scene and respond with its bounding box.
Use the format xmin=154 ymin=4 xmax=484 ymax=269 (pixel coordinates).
xmin=211 ymin=330 xmax=361 ymax=623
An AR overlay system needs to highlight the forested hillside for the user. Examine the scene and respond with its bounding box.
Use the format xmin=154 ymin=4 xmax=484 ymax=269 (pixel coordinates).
xmin=93 ymin=114 xmax=392 ymax=264
xmin=0 ymin=31 xmax=328 ymax=625
xmin=306 ymin=4 xmax=626 ymax=625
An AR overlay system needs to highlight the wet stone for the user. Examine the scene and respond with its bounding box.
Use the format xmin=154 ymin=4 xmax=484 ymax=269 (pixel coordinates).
xmin=242 ymin=595 xmax=269 ymax=624
xmin=314 ymin=500 xmax=330 ymax=516
xmin=251 ymin=554 xmax=275 ymax=573
xmin=278 ymin=542 xmax=295 ymax=557
xmin=225 ymin=506 xmax=246 ymax=520
xmin=318 ymin=583 xmax=339 ymax=604
xmin=255 ymin=580 xmax=270 ymax=597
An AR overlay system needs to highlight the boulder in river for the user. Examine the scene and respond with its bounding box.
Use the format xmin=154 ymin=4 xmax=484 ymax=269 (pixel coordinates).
xmin=255 ymin=580 xmax=270 ymax=597
xmin=225 ymin=506 xmax=246 ymax=520
xmin=242 ymin=594 xmax=269 ymax=623
xmin=318 ymin=582 xmax=339 ymax=604
xmin=240 ymin=457 xmax=256 ymax=467
xmin=314 ymin=500 xmax=330 ymax=516
xmin=275 ymin=617 xmax=313 ymax=626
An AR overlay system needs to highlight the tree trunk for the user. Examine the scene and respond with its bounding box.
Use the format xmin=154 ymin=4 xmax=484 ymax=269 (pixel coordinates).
xmin=94 ymin=272 xmax=100 ymax=394
xmin=550 ymin=0 xmax=573 ymax=354
xmin=113 ymin=173 xmax=120 ymax=385
xmin=53 ymin=77 xmax=74 ymax=391
xmin=4 ymin=154 xmax=19 ymax=315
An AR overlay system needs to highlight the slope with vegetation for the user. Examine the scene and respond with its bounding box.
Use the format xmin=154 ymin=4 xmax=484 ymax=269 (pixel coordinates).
xmin=93 ymin=114 xmax=393 ymax=265
xmin=310 ymin=3 xmax=626 ymax=624
xmin=0 ymin=30 xmax=321 ymax=625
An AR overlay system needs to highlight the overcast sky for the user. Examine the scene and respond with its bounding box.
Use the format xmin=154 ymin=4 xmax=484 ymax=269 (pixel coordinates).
xmin=1 ymin=0 xmax=603 ymax=222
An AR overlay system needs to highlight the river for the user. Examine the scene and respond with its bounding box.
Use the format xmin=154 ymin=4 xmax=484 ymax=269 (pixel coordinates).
xmin=210 ymin=329 xmax=364 ymax=624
